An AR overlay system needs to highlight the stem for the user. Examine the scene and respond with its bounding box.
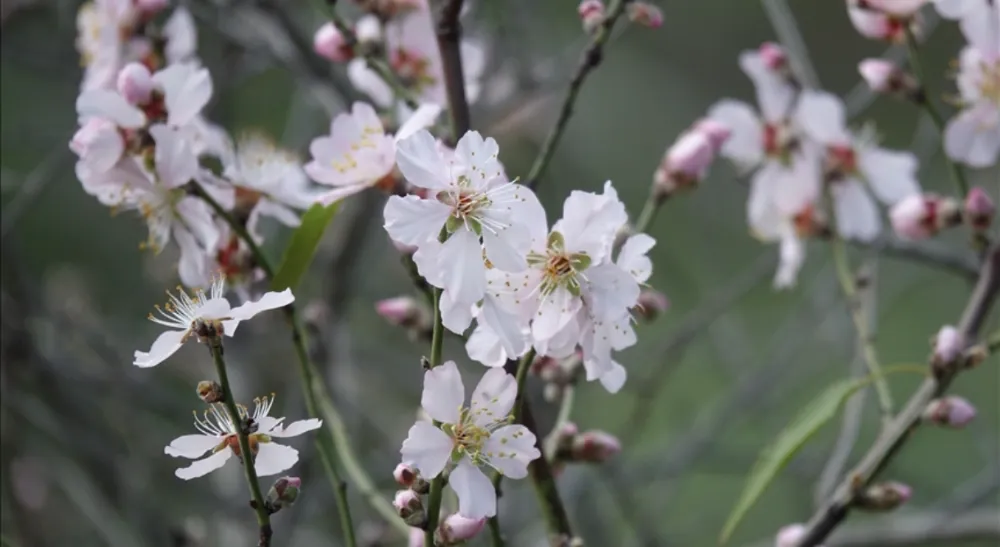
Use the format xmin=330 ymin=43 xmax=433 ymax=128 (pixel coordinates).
xmin=903 ymin=27 xmax=969 ymax=199
xmin=423 ymin=287 xmax=447 ymax=546
xmin=513 ymin=349 xmax=535 ymax=420
xmin=191 ymin=181 xmax=403 ymax=539
xmin=525 ymin=0 xmax=629 ymax=189
xmin=825 ymin=189 xmax=894 ymax=419
xmin=634 ymin=192 xmax=661 ymax=234
xmin=487 ymin=516 xmax=504 ymax=547
xmin=208 ymin=342 xmax=273 ymax=547
xmin=433 ymin=0 xmax=471 ymax=143
xmin=544 ymin=385 xmax=576 ymax=460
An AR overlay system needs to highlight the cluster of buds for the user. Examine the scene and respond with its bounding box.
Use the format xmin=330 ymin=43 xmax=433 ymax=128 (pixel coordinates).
xmin=376 ymin=296 xmax=433 ymax=341
xmin=394 ymin=463 xmax=484 ymax=545
xmin=262 ymin=476 xmax=302 ymax=514
xmin=889 ymin=194 xmax=962 ymax=240
xmin=548 ymin=422 xmax=621 ymax=467
xmin=846 ymin=0 xmax=924 ymax=43
xmin=531 ymin=353 xmax=583 ymax=403
xmin=196 ymin=380 xmax=223 ymax=404
xmin=858 ymin=59 xmax=921 ymax=101
xmin=652 ymin=118 xmax=731 ymax=203
xmin=855 ymin=481 xmax=913 ymax=512
xmin=923 ymin=396 xmax=977 ymax=428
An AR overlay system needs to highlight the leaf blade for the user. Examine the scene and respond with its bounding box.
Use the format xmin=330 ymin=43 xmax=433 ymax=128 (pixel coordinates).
xmin=270 ymin=203 xmax=339 ymax=292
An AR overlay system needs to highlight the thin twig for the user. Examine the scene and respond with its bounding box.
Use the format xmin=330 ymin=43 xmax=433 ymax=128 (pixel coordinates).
xmin=434 ymin=0 xmax=470 ymax=143
xmin=796 ymin=244 xmax=1000 ymax=546
xmin=421 ymin=285 xmax=447 ymax=545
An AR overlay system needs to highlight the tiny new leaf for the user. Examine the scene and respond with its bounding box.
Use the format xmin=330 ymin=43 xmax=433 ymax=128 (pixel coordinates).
xmin=270 ymin=203 xmax=339 ymax=292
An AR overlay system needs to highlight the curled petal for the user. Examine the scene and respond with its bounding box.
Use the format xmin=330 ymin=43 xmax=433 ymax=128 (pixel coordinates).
xmin=175 ymin=449 xmax=232 ymax=480
xmin=134 ymin=329 xmax=188 ymax=368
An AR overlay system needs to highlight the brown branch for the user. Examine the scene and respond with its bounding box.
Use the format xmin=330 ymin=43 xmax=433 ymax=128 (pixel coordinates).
xmin=796 ymin=244 xmax=1000 ymax=546
xmin=434 ymin=0 xmax=470 ymax=142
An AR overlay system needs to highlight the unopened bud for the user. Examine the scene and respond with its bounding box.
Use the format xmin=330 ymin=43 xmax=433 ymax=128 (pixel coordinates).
xmin=393 ymin=489 xmax=425 ymax=526
xmin=626 ymin=2 xmax=663 ymax=28
xmin=578 ymin=0 xmax=605 ymax=33
xmin=570 ymin=430 xmax=621 ymax=463
xmin=393 ymin=463 xmax=417 ymax=487
xmin=889 ymin=194 xmax=961 ymax=240
xmin=634 ymin=289 xmax=669 ymax=322
xmin=376 ymin=296 xmax=432 ymax=335
xmin=196 ymin=380 xmax=223 ymax=403
xmin=923 ymin=396 xmax=976 ymax=428
xmin=775 ymin=523 xmax=823 ymax=547
xmin=758 ymin=42 xmax=788 ymax=71
xmin=408 ymin=527 xmax=424 ymax=547
xmin=313 ymin=23 xmax=353 ymax=62
xmin=856 ymin=481 xmax=912 ymax=511
xmin=653 ymin=121 xmax=729 ymax=202
xmin=265 ymin=476 xmax=302 ymax=513
xmin=437 ymin=513 xmax=486 ymax=544
xmin=848 ymin=5 xmax=921 ymax=43
xmin=962 ymin=344 xmax=988 ymax=369
xmin=931 ymin=325 xmax=965 ymax=371
xmin=964 ymin=187 xmax=995 ymax=232
xmin=116 ymin=63 xmax=154 ymax=105
xmin=858 ymin=58 xmax=920 ymax=100
xmin=355 ymin=15 xmax=383 ymax=44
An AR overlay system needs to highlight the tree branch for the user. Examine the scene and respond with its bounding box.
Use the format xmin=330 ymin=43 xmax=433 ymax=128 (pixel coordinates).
xmin=796 ymin=244 xmax=1000 ymax=546
xmin=434 ymin=0 xmax=470 ymax=142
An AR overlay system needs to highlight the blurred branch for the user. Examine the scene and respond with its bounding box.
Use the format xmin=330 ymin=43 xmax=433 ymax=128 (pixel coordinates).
xmin=433 ymin=0 xmax=470 ymax=141
xmin=848 ymin=236 xmax=979 ymax=280
xmin=798 ymin=244 xmax=1000 ymax=546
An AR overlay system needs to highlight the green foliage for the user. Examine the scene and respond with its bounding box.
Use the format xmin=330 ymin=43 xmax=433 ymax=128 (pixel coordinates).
xmin=270 ymin=203 xmax=339 ymax=292
xmin=719 ymin=378 xmax=869 ymax=544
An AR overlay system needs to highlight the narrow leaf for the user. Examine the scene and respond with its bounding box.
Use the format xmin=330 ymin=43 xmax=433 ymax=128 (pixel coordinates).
xmin=719 ymin=378 xmax=868 ymax=544
xmin=270 ymin=203 xmax=339 ymax=292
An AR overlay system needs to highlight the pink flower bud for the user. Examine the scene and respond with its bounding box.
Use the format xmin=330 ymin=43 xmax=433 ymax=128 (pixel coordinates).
xmin=578 ymin=0 xmax=605 ymax=33
xmin=857 ymin=481 xmax=912 ymax=511
xmin=758 ymin=41 xmax=788 ymax=71
xmin=116 ymin=63 xmax=154 ymax=105
xmin=889 ymin=194 xmax=960 ymax=240
xmin=376 ymin=296 xmax=429 ymax=330
xmin=408 ymin=527 xmax=424 ymax=547
xmin=692 ymin=118 xmax=732 ymax=152
xmin=313 ymin=23 xmax=352 ymax=62
xmin=626 ymin=2 xmax=664 ymax=28
xmin=265 ymin=476 xmax=302 ymax=512
xmin=393 ymin=463 xmax=417 ymax=487
xmin=924 ymin=396 xmax=976 ymax=428
xmin=393 ymin=489 xmax=423 ymax=522
xmin=135 ymin=0 xmax=169 ymax=15
xmin=438 ymin=514 xmax=486 ymax=543
xmin=932 ymin=325 xmax=965 ymax=369
xmin=964 ymin=187 xmax=995 ymax=231
xmin=654 ymin=125 xmax=725 ymax=201
xmin=570 ymin=430 xmax=621 ymax=463
xmin=775 ymin=524 xmax=808 ymax=547
xmin=858 ymin=58 xmax=919 ymax=99
xmin=634 ymin=289 xmax=669 ymax=322
xmin=848 ymin=5 xmax=921 ymax=43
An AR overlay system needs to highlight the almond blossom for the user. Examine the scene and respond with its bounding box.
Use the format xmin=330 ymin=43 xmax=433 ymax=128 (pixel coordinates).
xmin=846 ymin=0 xmax=921 ymax=42
xmin=385 ymin=129 xmax=543 ymax=333
xmin=165 ymin=394 xmax=321 ymax=480
xmin=795 ymin=89 xmax=921 ymax=241
xmin=133 ymin=276 xmax=294 ymax=368
xmin=399 ymin=362 xmax=540 ymax=519
xmin=304 ymin=101 xmax=440 ymax=205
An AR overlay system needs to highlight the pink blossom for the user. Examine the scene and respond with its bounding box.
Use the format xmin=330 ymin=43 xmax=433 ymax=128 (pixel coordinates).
xmin=626 ymin=2 xmax=664 ymax=28
xmin=394 ymin=463 xmax=417 ymax=487
xmin=578 ymin=0 xmax=605 ymax=33
xmin=116 ymin=62 xmax=154 ymax=105
xmin=313 ymin=23 xmax=352 ymax=62
xmin=858 ymin=58 xmax=919 ymax=98
xmin=932 ymin=325 xmax=966 ymax=368
xmin=758 ymin=42 xmax=788 ymax=71
xmin=889 ymin=194 xmax=953 ymax=240
xmin=439 ymin=513 xmax=486 ymax=543
xmin=570 ymin=430 xmax=621 ymax=463
xmin=964 ymin=186 xmax=995 ymax=231
xmin=924 ymin=396 xmax=977 ymax=427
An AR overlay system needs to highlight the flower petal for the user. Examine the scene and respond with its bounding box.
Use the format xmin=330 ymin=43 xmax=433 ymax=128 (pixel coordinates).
xmin=465 ymin=323 xmax=507 ymax=368
xmin=470 ymin=367 xmax=517 ymax=425
xmin=421 ymin=361 xmax=465 ymax=424
xmin=253 ymin=442 xmax=300 ymax=477
xmin=450 ymin=458 xmax=496 ymax=519
xmin=395 ymin=129 xmax=451 ymax=190
xmin=795 ymin=90 xmax=849 ymax=145
xmin=224 ymin=289 xmax=294 ymax=335
xmin=531 ymin=287 xmax=580 ymax=342
xmin=707 ymin=99 xmax=764 ymax=168
xmin=483 ymin=425 xmax=539 ymax=479
xmin=395 ymin=103 xmax=443 ymax=141
xmin=175 ymin=449 xmax=232 ymax=480
xmin=400 ymin=421 xmax=454 ymax=479
xmin=383 ymin=195 xmax=452 ymax=247
xmin=598 ymin=361 xmax=627 ymax=393
xmin=616 ymin=234 xmax=655 ymax=283
xmin=164 ymin=434 xmax=223 ymax=459
xmin=134 ymin=329 xmax=188 ymax=368
xmin=438 ymin=228 xmax=486 ymax=310
xmin=859 ymin=147 xmax=920 ymax=204
xmin=270 ymin=418 xmax=323 ymax=438
xmin=833 ymin=179 xmax=881 ymax=242
xmin=76 ymin=89 xmax=146 ymax=128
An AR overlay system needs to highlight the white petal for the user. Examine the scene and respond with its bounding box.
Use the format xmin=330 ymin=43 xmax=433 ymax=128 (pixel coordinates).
xmin=395 ymin=130 xmax=451 ymax=190
xmin=421 ymin=361 xmax=465 ymax=424
xmin=481 ymin=221 xmax=528 ymax=273
xmin=859 ymin=147 xmax=920 ymax=204
xmin=478 ymin=297 xmax=528 ymax=360
xmin=465 ymin=324 xmax=507 ymax=367
xmin=470 ymin=367 xmax=518 ymax=425
xmin=439 ymin=289 xmax=477 ymax=334
xmin=438 ymin=229 xmax=486 ymax=309
xmin=383 ymin=195 xmax=452 ymax=246
xmin=584 ymin=263 xmax=640 ymax=321
xmin=155 ymin=64 xmax=213 ymax=127
xmin=76 ymin=89 xmax=146 ymax=128
xmin=400 ymin=421 xmax=454 ymax=479
xmin=150 ymin=124 xmax=199 ymax=187
xmin=347 ymin=58 xmax=395 ymax=107
xmin=270 ymin=418 xmax=323 ymax=438
xmin=134 ymin=329 xmax=188 ymax=368
xmin=175 ymin=196 xmax=220 ymax=250
xmin=396 ymin=103 xmax=443 ymax=141
xmin=227 ymin=289 xmax=294 ymax=325
xmin=739 ymin=50 xmax=797 ymax=122
xmin=450 ymin=458 xmax=496 ymax=519
xmin=944 ymin=102 xmax=1000 ymax=168
xmin=833 ymin=180 xmax=881 ymax=242
xmin=164 ymin=434 xmax=223 ymax=459
xmin=616 ymin=234 xmax=655 ymax=283
xmin=175 ymin=449 xmax=232 ymax=480
xmin=707 ymin=99 xmax=764 ymax=168
xmin=774 ymin=227 xmax=805 ymax=289
xmin=253 ymin=442 xmax=299 ymax=477
xmin=598 ymin=361 xmax=627 ymax=393
xmin=175 ymin=228 xmax=211 ymax=289
xmin=795 ymin=90 xmax=850 ymax=145
xmin=532 ymin=287 xmax=581 ymax=342
xmin=747 ymin=171 xmax=784 ymax=240
xmin=483 ymin=425 xmax=539 ymax=480
xmin=454 ymin=131 xmax=502 ymax=189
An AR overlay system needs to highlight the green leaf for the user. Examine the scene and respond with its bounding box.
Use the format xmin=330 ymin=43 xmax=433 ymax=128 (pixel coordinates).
xmin=270 ymin=203 xmax=339 ymax=292
xmin=719 ymin=378 xmax=868 ymax=544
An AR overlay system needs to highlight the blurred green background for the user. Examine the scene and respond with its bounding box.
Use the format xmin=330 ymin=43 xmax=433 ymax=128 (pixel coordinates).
xmin=1 ymin=0 xmax=998 ymax=546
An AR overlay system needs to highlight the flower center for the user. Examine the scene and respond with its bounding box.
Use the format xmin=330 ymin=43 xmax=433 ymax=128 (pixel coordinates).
xmin=528 ymin=232 xmax=591 ymax=297
xmin=763 ymin=123 xmax=797 ymax=163
xmin=979 ymin=60 xmax=1000 ymax=106
xmin=391 ymin=48 xmax=435 ymax=91
xmin=443 ymin=406 xmax=512 ymax=466
xmin=824 ymin=144 xmax=858 ymax=179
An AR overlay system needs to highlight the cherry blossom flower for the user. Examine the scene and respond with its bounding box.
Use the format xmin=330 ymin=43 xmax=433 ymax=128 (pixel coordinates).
xmin=134 ymin=276 xmax=294 ymax=368
xmin=795 ymin=89 xmax=921 ymax=241
xmin=313 ymin=22 xmax=353 ymax=62
xmin=76 ymin=0 xmax=135 ymax=91
xmin=165 ymin=394 xmax=321 ymax=480
xmin=385 ymin=129 xmax=543 ymax=333
xmin=846 ymin=0 xmax=921 ymax=42
xmin=399 ymin=362 xmax=540 ymax=519
xmin=305 ymin=102 xmax=440 ymax=205
xmin=943 ymin=4 xmax=1000 ymax=167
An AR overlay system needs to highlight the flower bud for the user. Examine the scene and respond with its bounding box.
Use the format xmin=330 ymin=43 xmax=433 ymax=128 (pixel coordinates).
xmin=692 ymin=118 xmax=732 ymax=152
xmin=136 ymin=0 xmax=169 ymax=15
xmin=775 ymin=524 xmax=809 ymax=547
xmin=653 ymin=125 xmax=727 ymax=202
xmin=570 ymin=430 xmax=621 ymax=463
xmin=759 ymin=42 xmax=788 ymax=71
xmin=376 ymin=296 xmax=431 ymax=334
xmin=196 ymin=380 xmax=223 ymax=403
xmin=634 ymin=289 xmax=669 ymax=322
xmin=931 ymin=325 xmax=965 ymax=371
xmin=437 ymin=513 xmax=486 ymax=544
xmin=408 ymin=527 xmax=424 ymax=547
xmin=626 ymin=2 xmax=664 ymax=28
xmin=923 ymin=396 xmax=976 ymax=428
xmin=355 ymin=15 xmax=383 ymax=44
xmin=889 ymin=194 xmax=961 ymax=240
xmin=117 ymin=63 xmax=154 ymax=105
xmin=856 ymin=481 xmax=912 ymax=511
xmin=848 ymin=4 xmax=921 ymax=43
xmin=265 ymin=476 xmax=302 ymax=513
xmin=313 ymin=23 xmax=353 ymax=63
xmin=578 ymin=0 xmax=605 ymax=33
xmin=858 ymin=58 xmax=920 ymax=100
xmin=393 ymin=489 xmax=425 ymax=526
xmin=964 ymin=187 xmax=995 ymax=232
xmin=393 ymin=463 xmax=417 ymax=487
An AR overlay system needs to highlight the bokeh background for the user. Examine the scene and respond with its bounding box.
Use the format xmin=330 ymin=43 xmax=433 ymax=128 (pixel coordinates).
xmin=1 ymin=0 xmax=998 ymax=546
